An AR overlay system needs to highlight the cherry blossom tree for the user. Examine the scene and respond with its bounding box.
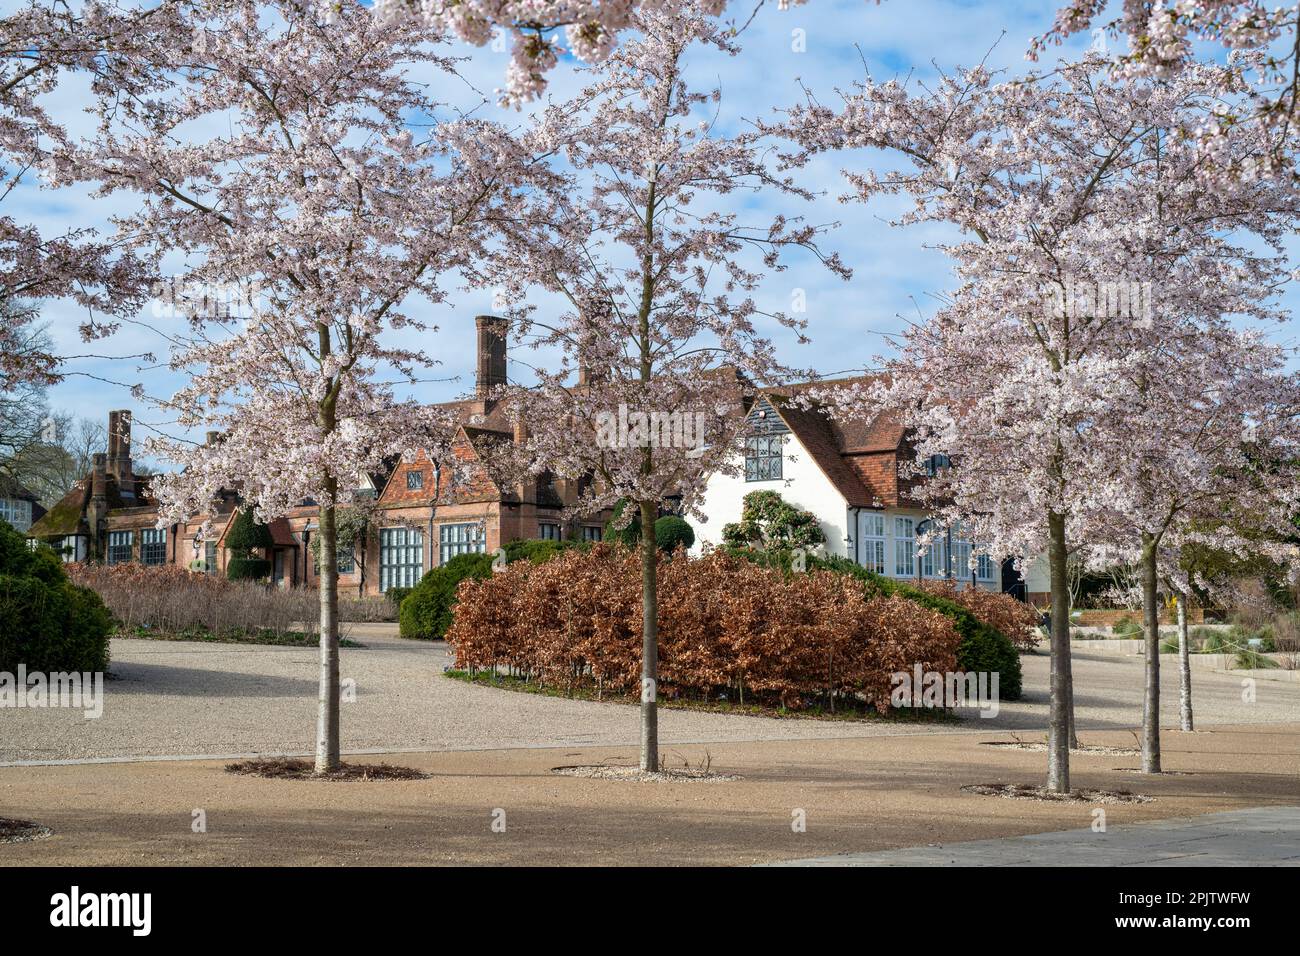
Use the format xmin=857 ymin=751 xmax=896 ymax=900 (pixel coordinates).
xmin=0 ymin=0 xmax=157 ymax=389
xmin=782 ymin=56 xmax=1297 ymax=792
xmin=482 ymin=3 xmax=847 ymax=771
xmin=80 ymin=0 xmax=554 ymax=773
xmin=369 ymin=0 xmax=726 ymax=106
xmin=1037 ymin=2 xmax=1300 ymax=143
xmin=1090 ymin=328 xmax=1300 ymax=772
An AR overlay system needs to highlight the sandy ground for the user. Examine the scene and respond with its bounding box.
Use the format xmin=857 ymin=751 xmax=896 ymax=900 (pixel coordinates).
xmin=3 ymin=629 xmax=1298 ymax=764
xmin=2 ymin=630 xmax=1296 ymax=865
xmin=1 ymin=725 xmax=1297 ymax=866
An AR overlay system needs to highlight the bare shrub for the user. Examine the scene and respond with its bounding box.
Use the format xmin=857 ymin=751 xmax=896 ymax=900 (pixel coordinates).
xmin=1271 ymin=611 xmax=1300 ymax=654
xmin=447 ymin=545 xmax=959 ymax=713
xmin=337 ymin=596 xmax=397 ymax=623
xmin=67 ymin=564 xmax=319 ymax=638
xmin=1225 ymin=577 xmax=1276 ymax=630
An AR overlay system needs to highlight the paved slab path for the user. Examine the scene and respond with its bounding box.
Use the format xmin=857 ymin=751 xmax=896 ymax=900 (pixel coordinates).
xmin=772 ymin=806 xmax=1300 ymax=866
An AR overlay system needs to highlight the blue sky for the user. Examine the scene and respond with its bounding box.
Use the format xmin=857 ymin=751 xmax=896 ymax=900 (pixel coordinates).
xmin=8 ymin=0 xmax=1288 ymax=463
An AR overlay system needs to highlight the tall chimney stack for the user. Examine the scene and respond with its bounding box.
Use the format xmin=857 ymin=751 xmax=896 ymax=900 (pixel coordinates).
xmin=107 ymin=410 xmax=135 ymax=499
xmin=475 ymin=315 xmax=508 ymax=399
xmin=89 ymin=453 xmax=109 ymax=559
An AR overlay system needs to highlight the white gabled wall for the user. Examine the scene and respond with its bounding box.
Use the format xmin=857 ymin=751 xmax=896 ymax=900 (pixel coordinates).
xmin=1020 ymin=554 xmax=1050 ymax=599
xmin=694 ymin=432 xmax=1001 ymax=594
xmin=695 ymin=431 xmax=850 ymax=557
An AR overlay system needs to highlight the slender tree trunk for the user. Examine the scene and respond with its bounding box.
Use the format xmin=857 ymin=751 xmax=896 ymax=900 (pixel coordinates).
xmin=1140 ymin=533 xmax=1161 ymax=773
xmin=315 ymin=492 xmax=341 ymax=772
xmin=639 ymin=499 xmax=659 ymax=772
xmin=1047 ymin=510 xmax=1072 ymax=793
xmin=1177 ymin=590 xmax=1193 ymax=732
xmin=1065 ymin=669 xmax=1078 ymax=750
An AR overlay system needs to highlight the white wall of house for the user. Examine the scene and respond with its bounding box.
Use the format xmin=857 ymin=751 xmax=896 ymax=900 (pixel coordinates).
xmin=695 ymin=431 xmax=851 ymax=558
xmin=1020 ymin=555 xmax=1050 ymax=598
xmin=46 ymin=534 xmax=88 ymax=563
xmin=695 ymin=433 xmax=999 ymax=592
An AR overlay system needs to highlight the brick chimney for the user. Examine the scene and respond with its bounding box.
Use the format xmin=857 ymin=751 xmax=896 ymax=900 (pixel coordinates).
xmin=475 ymin=315 xmax=508 ymax=399
xmin=107 ymin=410 xmax=135 ymax=499
xmin=88 ymin=453 xmax=108 ymax=558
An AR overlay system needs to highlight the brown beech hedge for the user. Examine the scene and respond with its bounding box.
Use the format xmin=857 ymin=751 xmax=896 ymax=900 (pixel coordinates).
xmin=447 ymin=545 xmax=959 ymax=711
xmin=918 ymin=578 xmax=1042 ymax=651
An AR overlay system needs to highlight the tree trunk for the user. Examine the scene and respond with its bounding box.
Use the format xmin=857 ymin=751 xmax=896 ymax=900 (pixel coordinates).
xmin=1065 ymin=668 xmax=1078 ymax=750
xmin=1047 ymin=510 xmax=1071 ymax=793
xmin=1140 ymin=533 xmax=1161 ymax=773
xmin=315 ymin=484 xmax=341 ymax=774
xmin=1177 ymin=590 xmax=1193 ymax=732
xmin=639 ymin=500 xmax=659 ymax=772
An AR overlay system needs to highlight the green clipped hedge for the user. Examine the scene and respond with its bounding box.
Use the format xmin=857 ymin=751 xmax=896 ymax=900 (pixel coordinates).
xmin=654 ymin=515 xmax=695 ymax=553
xmin=727 ymin=547 xmax=1022 ymax=700
xmin=0 ymin=518 xmax=111 ymax=673
xmin=603 ymin=501 xmax=695 ymax=553
xmin=226 ymin=556 xmax=272 ymax=581
xmin=225 ymin=507 xmax=274 ymax=555
xmin=399 ymin=552 xmax=497 ymax=640
xmin=504 ymin=538 xmax=582 ymax=564
xmin=399 ymin=539 xmax=592 ymax=640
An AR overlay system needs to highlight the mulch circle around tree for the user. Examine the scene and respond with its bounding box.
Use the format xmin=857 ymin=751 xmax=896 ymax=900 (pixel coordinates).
xmin=224 ymin=758 xmax=429 ymax=782
xmin=981 ymin=741 xmax=1141 ymax=757
xmin=960 ymin=783 xmax=1154 ymax=804
xmin=1111 ymin=767 xmax=1194 ymax=776
xmin=552 ymin=765 xmax=740 ymax=783
xmin=0 ymin=817 xmax=53 ymax=844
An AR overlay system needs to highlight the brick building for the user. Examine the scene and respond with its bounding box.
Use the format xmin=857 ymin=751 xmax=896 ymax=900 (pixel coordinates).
xmin=25 ymin=320 xmax=1032 ymax=602
xmin=27 ymin=316 xmax=611 ymax=595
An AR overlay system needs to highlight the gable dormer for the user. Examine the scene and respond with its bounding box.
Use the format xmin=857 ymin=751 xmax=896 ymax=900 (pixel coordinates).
xmin=745 ymin=395 xmax=791 ymax=436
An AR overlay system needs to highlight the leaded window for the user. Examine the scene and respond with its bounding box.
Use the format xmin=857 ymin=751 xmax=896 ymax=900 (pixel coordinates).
xmin=860 ymin=512 xmax=887 ymax=574
xmin=438 ymin=522 xmax=483 ymax=565
xmin=108 ymin=530 xmax=134 ymax=565
xmin=0 ymin=498 xmax=32 ymax=531
xmin=141 ymin=527 xmax=167 ymax=565
xmin=893 ymin=517 xmax=914 ymax=577
xmin=744 ymin=435 xmax=783 ymax=481
xmin=380 ymin=527 xmax=424 ymax=591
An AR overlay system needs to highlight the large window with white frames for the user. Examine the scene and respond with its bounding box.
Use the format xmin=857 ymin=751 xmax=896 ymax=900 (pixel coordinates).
xmin=0 ymin=498 xmax=32 ymax=531
xmin=438 ymin=523 xmax=484 ymax=565
xmin=893 ymin=517 xmax=915 ymax=577
xmin=860 ymin=512 xmax=887 ymax=574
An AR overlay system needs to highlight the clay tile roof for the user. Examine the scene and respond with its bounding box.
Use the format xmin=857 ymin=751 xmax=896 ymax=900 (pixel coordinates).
xmin=775 ymin=374 xmax=905 ymax=453
xmin=753 ymin=374 xmax=911 ymax=510
xmin=267 ymin=517 xmax=299 ymax=548
xmin=763 ymin=395 xmax=877 ymax=508
xmin=25 ymin=480 xmax=90 ymax=538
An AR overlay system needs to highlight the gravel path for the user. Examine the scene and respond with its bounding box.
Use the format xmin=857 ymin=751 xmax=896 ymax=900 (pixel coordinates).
xmin=3 ymin=628 xmax=1298 ymax=763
